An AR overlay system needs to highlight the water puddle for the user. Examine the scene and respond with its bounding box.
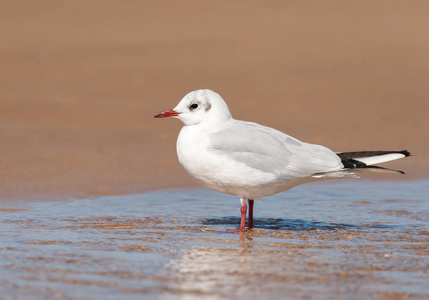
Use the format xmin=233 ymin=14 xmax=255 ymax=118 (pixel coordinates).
xmin=1 ymin=180 xmax=428 ymax=299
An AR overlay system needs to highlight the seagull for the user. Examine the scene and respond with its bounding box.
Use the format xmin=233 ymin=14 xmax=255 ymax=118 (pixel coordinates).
xmin=154 ymin=89 xmax=411 ymax=231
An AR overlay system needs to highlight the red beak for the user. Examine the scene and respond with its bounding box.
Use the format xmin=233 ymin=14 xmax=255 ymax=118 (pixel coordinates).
xmin=154 ymin=109 xmax=180 ymax=118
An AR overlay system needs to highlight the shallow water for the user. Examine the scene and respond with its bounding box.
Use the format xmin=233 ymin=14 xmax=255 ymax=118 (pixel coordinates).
xmin=1 ymin=179 xmax=428 ymax=300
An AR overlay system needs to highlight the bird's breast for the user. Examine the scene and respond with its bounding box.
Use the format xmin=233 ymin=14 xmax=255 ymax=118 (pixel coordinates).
xmin=176 ymin=127 xmax=213 ymax=180
xmin=176 ymin=126 xmax=280 ymax=195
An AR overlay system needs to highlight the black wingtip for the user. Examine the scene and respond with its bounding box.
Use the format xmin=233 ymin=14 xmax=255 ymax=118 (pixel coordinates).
xmin=400 ymin=150 xmax=411 ymax=157
xmin=338 ymin=149 xmax=411 ymax=170
xmin=338 ymin=150 xmax=412 ymax=159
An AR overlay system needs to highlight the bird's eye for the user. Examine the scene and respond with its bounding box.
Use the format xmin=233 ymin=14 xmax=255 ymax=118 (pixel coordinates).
xmin=189 ymin=103 xmax=199 ymax=110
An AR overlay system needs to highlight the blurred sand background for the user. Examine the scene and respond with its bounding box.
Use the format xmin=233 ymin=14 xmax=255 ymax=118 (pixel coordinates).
xmin=1 ymin=0 xmax=428 ymax=201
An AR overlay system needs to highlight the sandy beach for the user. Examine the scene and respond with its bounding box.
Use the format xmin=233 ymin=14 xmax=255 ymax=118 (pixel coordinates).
xmin=1 ymin=0 xmax=428 ymax=201
xmin=2 ymin=2 xmax=429 ymax=299
xmin=2 ymin=180 xmax=428 ymax=299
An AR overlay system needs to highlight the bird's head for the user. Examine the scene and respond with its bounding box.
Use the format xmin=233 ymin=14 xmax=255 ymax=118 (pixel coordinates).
xmin=154 ymin=89 xmax=232 ymax=126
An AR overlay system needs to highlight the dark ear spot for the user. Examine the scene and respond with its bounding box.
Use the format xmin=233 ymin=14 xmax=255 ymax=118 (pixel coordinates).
xmin=205 ymin=102 xmax=211 ymax=112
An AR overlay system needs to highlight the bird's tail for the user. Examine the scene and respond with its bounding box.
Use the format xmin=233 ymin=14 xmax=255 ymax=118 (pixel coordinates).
xmin=337 ymin=150 xmax=411 ymax=173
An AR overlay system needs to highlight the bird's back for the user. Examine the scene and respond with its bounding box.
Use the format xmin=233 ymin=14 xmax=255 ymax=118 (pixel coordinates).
xmin=177 ymin=118 xmax=343 ymax=198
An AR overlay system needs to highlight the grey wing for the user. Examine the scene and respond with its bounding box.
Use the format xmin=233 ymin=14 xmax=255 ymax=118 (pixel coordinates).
xmin=208 ymin=120 xmax=343 ymax=179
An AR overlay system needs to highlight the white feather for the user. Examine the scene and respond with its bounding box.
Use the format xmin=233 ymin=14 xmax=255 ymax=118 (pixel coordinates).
xmin=354 ymin=153 xmax=406 ymax=165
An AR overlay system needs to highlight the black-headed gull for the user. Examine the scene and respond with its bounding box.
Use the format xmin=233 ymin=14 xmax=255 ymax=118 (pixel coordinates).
xmin=154 ymin=89 xmax=411 ymax=231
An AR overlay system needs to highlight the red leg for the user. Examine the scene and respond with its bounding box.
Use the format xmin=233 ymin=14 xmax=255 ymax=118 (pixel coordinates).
xmin=240 ymin=198 xmax=247 ymax=231
xmin=248 ymin=199 xmax=254 ymax=229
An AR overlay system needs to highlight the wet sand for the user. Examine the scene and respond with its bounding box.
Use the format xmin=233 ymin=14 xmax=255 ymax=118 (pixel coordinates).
xmin=1 ymin=180 xmax=428 ymax=299
xmin=1 ymin=0 xmax=428 ymax=201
